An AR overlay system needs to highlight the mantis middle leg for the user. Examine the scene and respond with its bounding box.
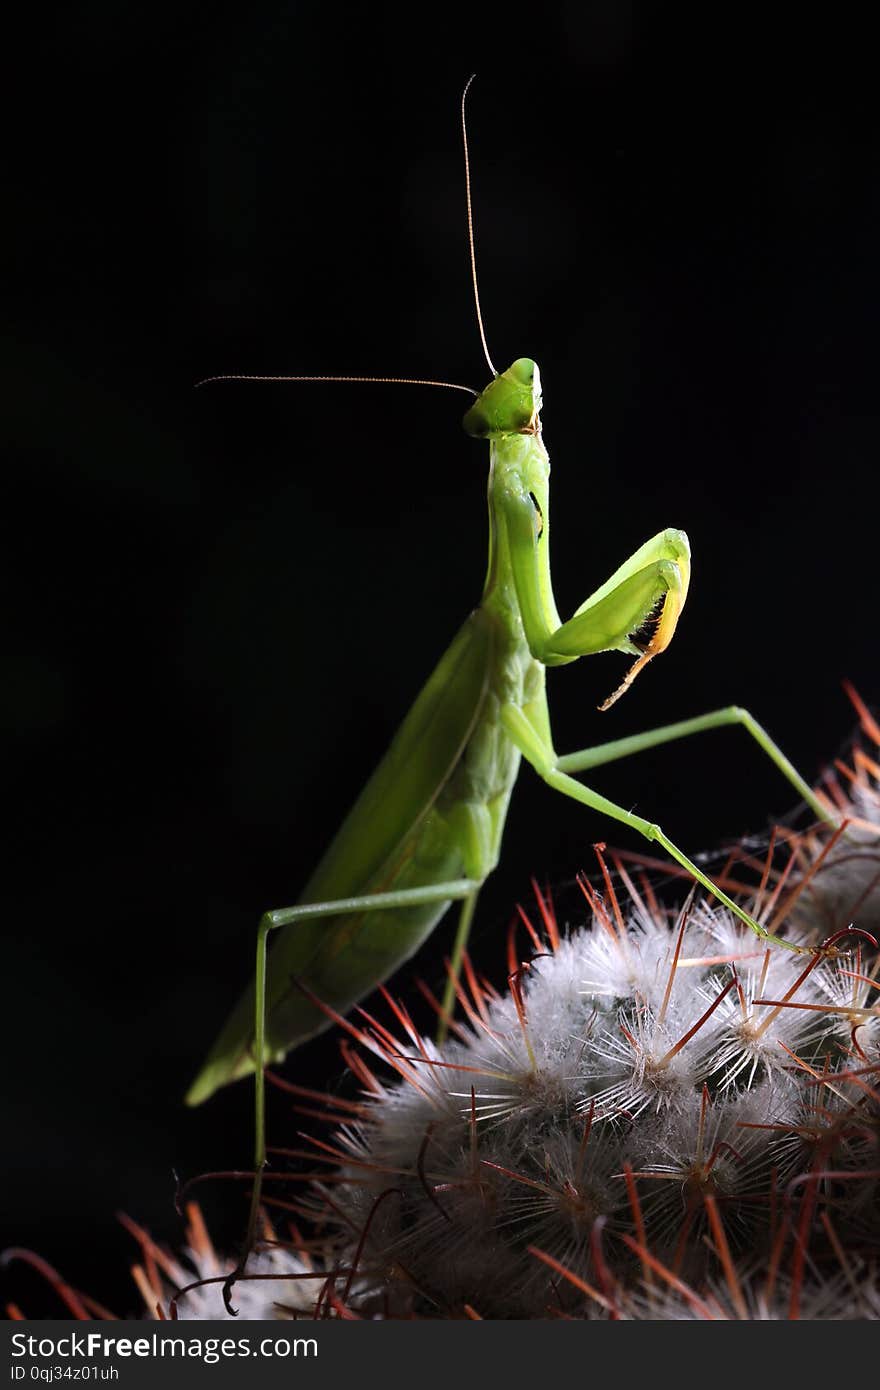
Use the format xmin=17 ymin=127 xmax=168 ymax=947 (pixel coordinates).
xmin=503 ymin=519 xmax=836 ymax=943
xmin=500 ymin=701 xmax=813 ymax=953
xmin=556 ymin=706 xmax=833 ymax=826
xmin=224 ymin=876 xmax=480 ymax=1313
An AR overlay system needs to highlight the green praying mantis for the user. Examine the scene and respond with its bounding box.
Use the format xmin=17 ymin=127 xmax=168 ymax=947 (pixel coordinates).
xmin=186 ymin=80 xmax=836 ymax=1301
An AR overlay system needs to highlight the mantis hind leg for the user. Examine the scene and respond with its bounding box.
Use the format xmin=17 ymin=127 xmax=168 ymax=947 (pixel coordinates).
xmin=435 ymin=799 xmax=496 ymax=1039
xmin=500 ymin=702 xmax=812 ymax=954
xmin=556 ymin=705 xmax=834 ymax=826
xmin=438 ymin=889 xmax=480 ymax=1042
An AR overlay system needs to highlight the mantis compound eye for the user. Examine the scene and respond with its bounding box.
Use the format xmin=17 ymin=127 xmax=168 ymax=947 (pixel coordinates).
xmin=462 ymin=358 xmax=542 ymax=437
xmin=507 ymin=357 xmax=534 ymax=384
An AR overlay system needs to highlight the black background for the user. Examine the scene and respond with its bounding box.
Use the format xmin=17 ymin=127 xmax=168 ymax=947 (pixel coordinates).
xmin=5 ymin=3 xmax=878 ymax=1316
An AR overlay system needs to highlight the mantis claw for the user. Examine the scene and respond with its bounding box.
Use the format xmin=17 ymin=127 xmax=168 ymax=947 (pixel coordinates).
xmin=598 ymin=558 xmax=690 ymax=711
xmin=815 ymin=925 xmax=879 ymax=958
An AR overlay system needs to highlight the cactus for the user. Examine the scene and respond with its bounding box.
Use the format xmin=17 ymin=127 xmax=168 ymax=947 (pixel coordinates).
xmin=6 ymin=694 xmax=879 ymax=1321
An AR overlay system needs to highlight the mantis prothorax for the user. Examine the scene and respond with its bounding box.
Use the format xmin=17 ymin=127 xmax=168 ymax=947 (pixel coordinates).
xmin=186 ymin=79 xmax=835 ymax=1306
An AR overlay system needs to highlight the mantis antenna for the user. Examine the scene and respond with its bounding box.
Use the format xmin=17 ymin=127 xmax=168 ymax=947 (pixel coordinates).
xmin=197 ymin=78 xmax=493 ymax=397
xmin=195 ymin=373 xmax=477 ymax=396
xmin=461 ymin=74 xmax=496 ymax=378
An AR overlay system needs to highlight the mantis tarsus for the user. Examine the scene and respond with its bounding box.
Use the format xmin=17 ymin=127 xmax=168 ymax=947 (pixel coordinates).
xmin=186 ymin=79 xmax=834 ymax=1305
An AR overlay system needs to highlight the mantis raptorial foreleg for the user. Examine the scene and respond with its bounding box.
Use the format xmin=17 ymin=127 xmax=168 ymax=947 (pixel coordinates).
xmin=507 ymin=523 xmax=690 ymax=676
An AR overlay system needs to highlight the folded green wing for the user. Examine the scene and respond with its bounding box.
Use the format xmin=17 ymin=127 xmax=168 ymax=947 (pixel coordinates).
xmin=186 ymin=609 xmax=492 ymax=1102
